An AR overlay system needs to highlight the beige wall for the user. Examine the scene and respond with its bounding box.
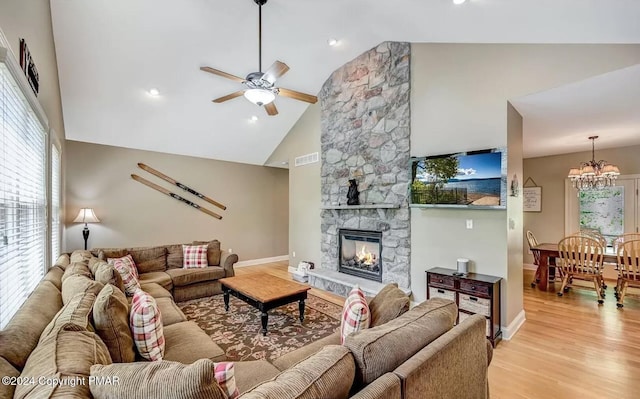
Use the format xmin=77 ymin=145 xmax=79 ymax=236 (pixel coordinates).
xmin=65 ymin=141 xmax=288 ymax=260
xmin=523 ymin=144 xmax=640 ymax=266
xmin=267 ymin=104 xmax=322 ymax=266
xmin=409 ymin=43 xmax=640 ymax=326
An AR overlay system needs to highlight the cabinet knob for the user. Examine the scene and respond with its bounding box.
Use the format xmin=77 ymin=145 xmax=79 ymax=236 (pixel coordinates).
xmin=438 ymin=279 xmax=443 ymax=283
xmin=471 ymin=286 xmax=476 ymax=290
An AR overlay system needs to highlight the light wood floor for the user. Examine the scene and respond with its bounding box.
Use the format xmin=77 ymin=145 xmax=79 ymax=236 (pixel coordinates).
xmin=236 ymin=263 xmax=640 ymax=399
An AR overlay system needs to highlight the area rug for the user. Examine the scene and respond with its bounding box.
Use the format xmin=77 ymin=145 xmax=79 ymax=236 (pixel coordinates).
xmin=178 ymin=294 xmax=342 ymax=361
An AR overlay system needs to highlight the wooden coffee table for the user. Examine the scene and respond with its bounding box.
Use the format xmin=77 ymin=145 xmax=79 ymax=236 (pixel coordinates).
xmin=219 ymin=273 xmax=311 ymax=336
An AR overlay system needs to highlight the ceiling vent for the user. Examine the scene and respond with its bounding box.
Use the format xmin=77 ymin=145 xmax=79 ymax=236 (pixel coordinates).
xmin=294 ymin=152 xmax=319 ymax=167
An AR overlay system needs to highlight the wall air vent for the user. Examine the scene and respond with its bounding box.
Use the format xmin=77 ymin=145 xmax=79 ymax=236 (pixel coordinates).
xmin=294 ymin=152 xmax=319 ymax=167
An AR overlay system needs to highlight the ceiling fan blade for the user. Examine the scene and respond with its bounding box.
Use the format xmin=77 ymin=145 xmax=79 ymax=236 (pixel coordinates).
xmin=200 ymin=67 xmax=245 ymax=83
xmin=264 ymin=102 xmax=278 ymax=116
xmin=212 ymin=91 xmax=246 ymax=103
xmin=278 ymin=88 xmax=318 ymax=104
xmin=262 ymin=61 xmax=290 ymax=84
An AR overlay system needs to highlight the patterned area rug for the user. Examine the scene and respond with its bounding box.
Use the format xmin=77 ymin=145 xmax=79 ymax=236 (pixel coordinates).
xmin=178 ymin=294 xmax=342 ymax=361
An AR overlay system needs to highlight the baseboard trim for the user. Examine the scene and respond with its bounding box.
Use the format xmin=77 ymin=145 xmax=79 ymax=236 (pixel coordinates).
xmin=502 ymin=310 xmax=526 ymax=340
xmin=235 ymin=255 xmax=288 ymax=268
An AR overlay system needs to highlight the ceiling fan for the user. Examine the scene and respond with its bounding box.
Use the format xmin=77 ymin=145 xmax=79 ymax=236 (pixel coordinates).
xmin=200 ymin=0 xmax=318 ymax=116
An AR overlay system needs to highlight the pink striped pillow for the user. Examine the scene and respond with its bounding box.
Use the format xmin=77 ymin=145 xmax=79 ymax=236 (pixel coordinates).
xmin=130 ymin=290 xmax=165 ymax=361
xmin=182 ymin=244 xmax=208 ymax=269
xmin=113 ymin=258 xmax=141 ymax=296
xmin=108 ymin=254 xmax=139 ymax=279
xmin=214 ymin=362 xmax=239 ymax=399
xmin=340 ymin=285 xmax=370 ymax=344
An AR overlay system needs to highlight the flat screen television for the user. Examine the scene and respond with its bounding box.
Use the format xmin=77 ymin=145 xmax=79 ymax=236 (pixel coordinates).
xmin=410 ymin=148 xmax=506 ymax=209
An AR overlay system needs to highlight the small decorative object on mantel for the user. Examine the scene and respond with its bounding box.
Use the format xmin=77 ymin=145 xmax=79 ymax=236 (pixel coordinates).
xmin=523 ymin=177 xmax=542 ymax=212
xmin=509 ymin=173 xmax=519 ymax=197
xmin=19 ymin=39 xmax=39 ymax=95
xmin=347 ymin=179 xmax=360 ymax=205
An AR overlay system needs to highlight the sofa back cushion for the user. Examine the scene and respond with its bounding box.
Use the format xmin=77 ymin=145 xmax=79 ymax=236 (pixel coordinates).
xmin=0 ymin=280 xmax=62 ymax=370
xmin=128 ymin=247 xmax=167 ymax=273
xmin=61 ymin=274 xmax=104 ymax=305
xmin=53 ymin=253 xmax=70 ymax=270
xmin=192 ymin=240 xmax=221 ymax=266
xmin=61 ymin=261 xmax=92 ymax=283
xmin=93 ymin=284 xmax=136 ymax=363
xmin=368 ymin=283 xmax=410 ymax=327
xmin=40 ymin=291 xmax=97 ymax=342
xmin=239 ymin=345 xmax=355 ymax=399
xmin=13 ymin=324 xmax=112 ymax=399
xmin=97 ymin=248 xmax=129 ymax=260
xmin=94 ymin=261 xmax=126 ymax=293
xmin=70 ymin=250 xmax=93 ymax=263
xmin=343 ymin=298 xmax=457 ymax=388
xmin=0 ymin=357 xmax=20 ymax=399
xmin=42 ymin=265 xmax=65 ymax=290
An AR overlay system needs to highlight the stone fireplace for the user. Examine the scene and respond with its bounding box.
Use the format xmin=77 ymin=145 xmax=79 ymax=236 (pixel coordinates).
xmin=307 ymin=41 xmax=412 ymax=297
xmin=339 ymin=229 xmax=382 ymax=282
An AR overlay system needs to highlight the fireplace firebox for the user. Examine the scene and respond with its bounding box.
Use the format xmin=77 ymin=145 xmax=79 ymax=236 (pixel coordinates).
xmin=338 ymin=229 xmax=382 ymax=282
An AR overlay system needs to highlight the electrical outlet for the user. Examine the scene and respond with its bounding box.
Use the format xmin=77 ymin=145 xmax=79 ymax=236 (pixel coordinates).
xmin=466 ymin=219 xmax=473 ymax=229
xmin=228 ymin=248 xmax=232 ymax=254
xmin=292 ymin=251 xmax=296 ymax=257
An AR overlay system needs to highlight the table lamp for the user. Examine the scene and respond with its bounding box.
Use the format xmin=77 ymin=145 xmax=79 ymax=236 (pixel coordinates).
xmin=73 ymin=208 xmax=100 ymax=250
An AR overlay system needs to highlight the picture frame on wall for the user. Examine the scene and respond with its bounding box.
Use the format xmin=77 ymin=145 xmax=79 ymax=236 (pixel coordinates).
xmin=523 ymin=186 xmax=542 ymax=212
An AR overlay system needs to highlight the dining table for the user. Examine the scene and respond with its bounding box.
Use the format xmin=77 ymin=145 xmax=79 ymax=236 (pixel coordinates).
xmin=531 ymin=243 xmax=618 ymax=291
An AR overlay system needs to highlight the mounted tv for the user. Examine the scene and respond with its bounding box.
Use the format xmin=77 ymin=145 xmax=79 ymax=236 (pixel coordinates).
xmin=410 ymin=148 xmax=506 ymax=209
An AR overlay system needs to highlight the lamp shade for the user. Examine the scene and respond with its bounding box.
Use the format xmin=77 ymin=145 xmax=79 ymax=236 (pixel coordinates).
xmin=73 ymin=208 xmax=100 ymax=223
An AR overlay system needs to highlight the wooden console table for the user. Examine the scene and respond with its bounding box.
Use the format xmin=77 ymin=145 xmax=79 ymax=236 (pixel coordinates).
xmin=426 ymin=267 xmax=502 ymax=347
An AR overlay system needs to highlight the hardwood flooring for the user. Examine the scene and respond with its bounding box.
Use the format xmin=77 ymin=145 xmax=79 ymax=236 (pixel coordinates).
xmin=236 ymin=263 xmax=640 ymax=399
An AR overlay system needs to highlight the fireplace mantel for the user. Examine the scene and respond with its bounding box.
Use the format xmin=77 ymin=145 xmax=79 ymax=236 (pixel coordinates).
xmin=321 ymin=204 xmax=400 ymax=210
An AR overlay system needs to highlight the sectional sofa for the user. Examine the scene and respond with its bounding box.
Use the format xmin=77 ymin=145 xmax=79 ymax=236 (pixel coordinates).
xmin=0 ymin=248 xmax=492 ymax=399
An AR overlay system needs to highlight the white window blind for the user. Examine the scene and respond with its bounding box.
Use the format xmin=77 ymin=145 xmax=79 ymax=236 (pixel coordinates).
xmin=51 ymin=145 xmax=60 ymax=263
xmin=0 ymin=61 xmax=47 ymax=329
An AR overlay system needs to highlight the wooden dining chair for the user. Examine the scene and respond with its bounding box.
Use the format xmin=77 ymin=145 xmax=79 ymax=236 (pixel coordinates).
xmin=527 ymin=230 xmax=562 ymax=288
xmin=613 ymin=233 xmax=640 ymax=251
xmin=616 ymin=239 xmax=640 ymax=308
xmin=557 ymin=235 xmax=605 ymax=304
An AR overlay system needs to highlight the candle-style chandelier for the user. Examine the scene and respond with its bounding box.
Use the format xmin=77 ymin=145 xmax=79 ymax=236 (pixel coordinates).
xmin=567 ymin=136 xmax=620 ymax=191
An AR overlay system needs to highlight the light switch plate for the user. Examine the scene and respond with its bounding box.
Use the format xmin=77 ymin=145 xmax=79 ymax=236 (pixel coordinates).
xmin=466 ymin=219 xmax=473 ymax=229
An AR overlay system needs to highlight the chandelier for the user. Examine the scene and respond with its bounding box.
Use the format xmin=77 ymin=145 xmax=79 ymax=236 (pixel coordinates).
xmin=568 ymin=136 xmax=620 ymax=191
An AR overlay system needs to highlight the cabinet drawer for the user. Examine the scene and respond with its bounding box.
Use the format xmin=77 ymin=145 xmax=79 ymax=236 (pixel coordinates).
xmin=459 ymin=293 xmax=491 ymax=317
xmin=428 ymin=274 xmax=455 ymax=289
xmin=460 ymin=281 xmax=489 ymax=296
xmin=429 ymin=287 xmax=455 ymax=302
xmin=458 ymin=312 xmax=491 ymax=337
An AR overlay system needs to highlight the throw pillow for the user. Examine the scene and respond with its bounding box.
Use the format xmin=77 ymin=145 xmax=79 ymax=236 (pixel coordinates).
xmin=130 ymin=289 xmax=165 ymax=361
xmin=182 ymin=244 xmax=209 ymax=269
xmin=340 ymin=285 xmax=370 ymax=344
xmin=93 ymin=284 xmax=136 ymax=363
xmin=108 ymin=254 xmax=139 ymax=278
xmin=89 ymin=359 xmax=227 ymax=399
xmin=113 ymin=258 xmax=141 ymax=296
xmin=214 ymin=362 xmax=239 ymax=399
xmin=94 ymin=261 xmax=126 ymax=293
xmin=368 ymin=283 xmax=410 ymax=327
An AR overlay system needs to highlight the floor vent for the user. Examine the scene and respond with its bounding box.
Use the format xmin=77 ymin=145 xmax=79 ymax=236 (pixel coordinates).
xmin=294 ymin=152 xmax=319 ymax=167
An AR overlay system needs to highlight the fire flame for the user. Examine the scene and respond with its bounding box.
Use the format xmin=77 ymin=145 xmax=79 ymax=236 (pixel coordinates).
xmin=357 ymin=245 xmax=374 ymax=265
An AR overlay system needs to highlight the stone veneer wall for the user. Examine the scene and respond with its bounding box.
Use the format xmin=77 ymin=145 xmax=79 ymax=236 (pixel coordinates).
xmin=318 ymin=42 xmax=411 ymax=290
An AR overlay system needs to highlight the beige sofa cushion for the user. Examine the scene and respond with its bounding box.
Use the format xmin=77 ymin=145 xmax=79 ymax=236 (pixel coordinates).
xmin=192 ymin=240 xmax=222 ymax=266
xmin=89 ymin=359 xmax=227 ymax=399
xmin=14 ymin=324 xmax=112 ymax=399
xmin=42 ymin=265 xmax=65 ymax=290
xmin=166 ymin=244 xmax=184 ymax=269
xmin=233 ymin=360 xmax=281 ymax=394
xmin=128 ymin=246 xmax=167 ymax=273
xmin=97 ymin=248 xmax=128 ymax=260
xmin=156 ymin=297 xmax=188 ymax=326
xmin=272 ymin=331 xmax=341 ymax=371
xmin=0 ymin=280 xmax=62 ymax=370
xmin=0 ymin=357 xmax=20 ymax=399
xmin=61 ymin=274 xmax=104 ymax=304
xmin=70 ymin=250 xmax=93 ymax=263
xmin=94 ymin=261 xmax=126 ymax=293
xmin=163 ymin=321 xmax=225 ymax=363
xmin=239 ymin=345 xmax=355 ymax=399
xmin=140 ymin=282 xmax=173 ymax=299
xmin=40 ymin=291 xmax=96 ymax=342
xmin=93 ymin=284 xmax=136 ymax=363
xmin=166 ymin=266 xmax=225 ymax=287
xmin=368 ymin=283 xmax=410 ymax=327
xmin=53 ymin=253 xmax=71 ymax=270
xmin=61 ymin=261 xmax=92 ymax=283
xmin=344 ymin=298 xmax=457 ymax=387
xmin=138 ymin=271 xmax=173 ymax=291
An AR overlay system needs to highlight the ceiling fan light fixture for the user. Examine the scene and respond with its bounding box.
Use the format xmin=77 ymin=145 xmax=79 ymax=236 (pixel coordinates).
xmin=244 ymin=89 xmax=275 ymax=106
xmin=453 ymin=0 xmax=467 ymax=4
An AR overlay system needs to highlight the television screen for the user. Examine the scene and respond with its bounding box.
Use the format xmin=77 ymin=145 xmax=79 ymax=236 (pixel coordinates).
xmin=410 ymin=148 xmax=506 ymax=208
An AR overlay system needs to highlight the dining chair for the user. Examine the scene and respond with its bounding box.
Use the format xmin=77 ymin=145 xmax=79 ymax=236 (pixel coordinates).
xmin=527 ymin=230 xmax=562 ymax=288
xmin=613 ymin=233 xmax=640 ymax=251
xmin=557 ymin=235 xmax=605 ymax=304
xmin=615 ymin=239 xmax=640 ymax=308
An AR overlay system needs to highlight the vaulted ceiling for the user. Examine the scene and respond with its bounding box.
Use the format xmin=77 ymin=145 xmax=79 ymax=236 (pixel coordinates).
xmin=50 ymin=0 xmax=640 ymax=165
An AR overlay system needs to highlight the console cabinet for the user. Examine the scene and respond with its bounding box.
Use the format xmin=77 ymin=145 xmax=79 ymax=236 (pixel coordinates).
xmin=426 ymin=267 xmax=502 ymax=347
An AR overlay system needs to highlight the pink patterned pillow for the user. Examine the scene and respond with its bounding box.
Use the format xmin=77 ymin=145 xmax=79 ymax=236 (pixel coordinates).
xmin=130 ymin=290 xmax=165 ymax=361
xmin=113 ymin=258 xmax=141 ymax=296
xmin=108 ymin=254 xmax=139 ymax=279
xmin=182 ymin=244 xmax=208 ymax=269
xmin=214 ymin=362 xmax=239 ymax=399
xmin=340 ymin=285 xmax=370 ymax=344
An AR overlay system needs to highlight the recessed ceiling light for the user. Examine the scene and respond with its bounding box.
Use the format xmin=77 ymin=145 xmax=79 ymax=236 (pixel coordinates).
xmin=148 ymin=88 xmax=160 ymax=96
xmin=281 ymin=161 xmax=288 ymax=165
xmin=250 ymin=115 xmax=259 ymax=122
xmin=327 ymin=38 xmax=339 ymax=47
xmin=453 ymin=0 xmax=466 ymax=4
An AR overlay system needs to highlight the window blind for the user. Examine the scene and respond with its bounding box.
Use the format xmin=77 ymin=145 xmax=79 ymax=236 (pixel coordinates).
xmin=51 ymin=144 xmax=60 ymax=263
xmin=0 ymin=62 xmax=47 ymax=329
